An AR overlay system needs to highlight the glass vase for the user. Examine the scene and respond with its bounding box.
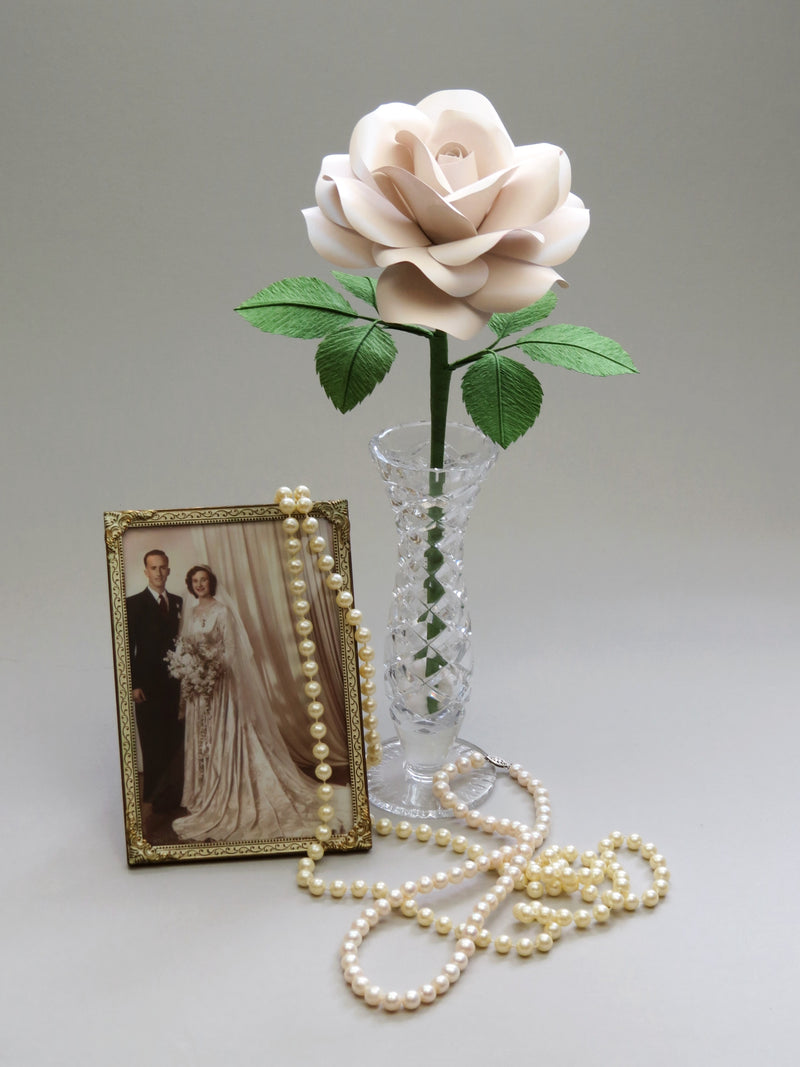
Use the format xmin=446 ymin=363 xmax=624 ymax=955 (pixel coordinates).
xmin=367 ymin=422 xmax=499 ymax=818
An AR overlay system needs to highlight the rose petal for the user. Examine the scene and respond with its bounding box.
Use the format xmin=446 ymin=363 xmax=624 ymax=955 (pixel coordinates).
xmin=534 ymin=202 xmax=590 ymax=266
xmin=395 ymin=130 xmax=451 ymax=195
xmin=515 ymin=143 xmax=573 ymax=210
xmin=337 ymin=177 xmax=429 ymax=248
xmin=416 ymin=89 xmax=506 ymax=126
xmin=482 ymin=229 xmax=546 ymax=263
xmin=375 ymin=166 xmax=476 ymax=244
xmin=302 ymin=207 xmax=375 ymax=268
xmin=376 ymin=262 xmax=490 ymax=339
xmin=447 ymin=166 xmax=516 ymax=228
xmin=349 ymin=103 xmax=431 ymax=187
xmin=427 ymin=230 xmax=511 ymax=266
xmin=374 ymin=245 xmax=488 ymax=298
xmin=315 ymin=154 xmax=356 ymax=228
xmin=468 ymin=257 xmax=565 ymax=313
xmin=480 ymin=144 xmax=566 ymax=233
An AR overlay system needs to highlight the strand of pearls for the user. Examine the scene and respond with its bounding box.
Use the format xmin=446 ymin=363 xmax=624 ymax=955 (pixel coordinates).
xmin=276 ymin=487 xmax=670 ymax=1013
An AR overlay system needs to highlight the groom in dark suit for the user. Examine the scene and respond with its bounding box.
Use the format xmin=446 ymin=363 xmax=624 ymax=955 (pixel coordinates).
xmin=126 ymin=549 xmax=184 ymax=811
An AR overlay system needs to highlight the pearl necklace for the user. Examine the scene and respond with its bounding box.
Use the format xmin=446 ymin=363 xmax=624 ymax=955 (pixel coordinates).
xmin=275 ymin=486 xmax=670 ymax=1013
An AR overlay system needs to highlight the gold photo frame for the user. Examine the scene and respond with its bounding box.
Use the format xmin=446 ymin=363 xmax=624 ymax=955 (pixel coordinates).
xmin=104 ymin=500 xmax=372 ymax=866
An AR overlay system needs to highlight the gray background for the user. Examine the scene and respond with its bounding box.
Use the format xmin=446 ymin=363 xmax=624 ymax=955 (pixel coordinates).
xmin=2 ymin=1 xmax=797 ymax=1063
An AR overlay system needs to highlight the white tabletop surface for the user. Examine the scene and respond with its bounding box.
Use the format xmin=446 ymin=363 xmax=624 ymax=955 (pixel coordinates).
xmin=2 ymin=3 xmax=797 ymax=1064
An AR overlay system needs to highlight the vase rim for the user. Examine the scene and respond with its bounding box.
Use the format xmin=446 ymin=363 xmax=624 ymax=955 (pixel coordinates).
xmin=370 ymin=421 xmax=499 ymax=473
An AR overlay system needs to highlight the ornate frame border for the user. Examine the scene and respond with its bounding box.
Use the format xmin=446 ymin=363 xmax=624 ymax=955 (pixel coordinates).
xmin=104 ymin=501 xmax=372 ymax=866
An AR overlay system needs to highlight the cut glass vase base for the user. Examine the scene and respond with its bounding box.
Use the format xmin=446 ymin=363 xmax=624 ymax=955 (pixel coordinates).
xmin=367 ymin=737 xmax=497 ymax=820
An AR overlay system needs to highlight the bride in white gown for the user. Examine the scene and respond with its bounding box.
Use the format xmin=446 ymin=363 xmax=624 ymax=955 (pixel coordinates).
xmin=169 ymin=564 xmax=335 ymax=842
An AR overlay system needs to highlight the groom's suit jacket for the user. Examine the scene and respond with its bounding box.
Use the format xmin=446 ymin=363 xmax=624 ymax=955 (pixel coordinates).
xmin=126 ymin=588 xmax=183 ymax=804
xmin=126 ymin=588 xmax=183 ymax=699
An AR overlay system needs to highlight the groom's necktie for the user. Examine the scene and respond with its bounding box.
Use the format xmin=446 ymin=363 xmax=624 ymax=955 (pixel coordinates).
xmin=159 ymin=594 xmax=168 ymax=614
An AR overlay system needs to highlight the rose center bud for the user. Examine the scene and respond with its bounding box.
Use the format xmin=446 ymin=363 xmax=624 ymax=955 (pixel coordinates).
xmin=437 ymin=141 xmax=468 ymax=160
xmin=435 ymin=143 xmax=478 ymax=190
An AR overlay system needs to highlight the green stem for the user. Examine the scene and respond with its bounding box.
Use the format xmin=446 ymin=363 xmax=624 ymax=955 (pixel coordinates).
xmin=422 ymin=331 xmax=451 ymax=712
xmin=429 ymin=329 xmax=451 ymax=474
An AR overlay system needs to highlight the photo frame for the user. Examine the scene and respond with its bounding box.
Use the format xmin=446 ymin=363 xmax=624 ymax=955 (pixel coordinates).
xmin=104 ymin=500 xmax=372 ymax=866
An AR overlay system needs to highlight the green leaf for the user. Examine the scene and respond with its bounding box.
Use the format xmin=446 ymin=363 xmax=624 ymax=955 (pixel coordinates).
xmin=488 ymin=292 xmax=558 ymax=339
xmin=235 ymin=277 xmax=357 ymax=339
xmin=461 ymin=353 xmax=543 ymax=448
xmin=516 ymin=324 xmax=637 ymax=376
xmin=315 ymin=323 xmax=397 ymax=413
xmin=331 ymin=271 xmax=378 ymax=310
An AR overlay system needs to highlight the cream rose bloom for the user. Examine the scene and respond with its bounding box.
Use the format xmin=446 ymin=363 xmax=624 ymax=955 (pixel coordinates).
xmin=302 ymin=90 xmax=590 ymax=340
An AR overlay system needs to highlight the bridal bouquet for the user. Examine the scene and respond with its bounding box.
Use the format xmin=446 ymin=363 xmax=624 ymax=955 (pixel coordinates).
xmin=166 ymin=633 xmax=224 ymax=705
xmin=236 ymin=89 xmax=636 ymax=466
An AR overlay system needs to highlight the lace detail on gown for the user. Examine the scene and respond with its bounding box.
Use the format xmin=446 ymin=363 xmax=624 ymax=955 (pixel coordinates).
xmin=171 ymin=601 xmax=324 ymax=842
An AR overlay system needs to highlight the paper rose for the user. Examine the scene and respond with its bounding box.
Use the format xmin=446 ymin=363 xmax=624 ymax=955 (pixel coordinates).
xmin=302 ymin=90 xmax=590 ymax=340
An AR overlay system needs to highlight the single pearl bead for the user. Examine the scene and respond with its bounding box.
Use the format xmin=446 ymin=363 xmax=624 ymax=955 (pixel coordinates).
xmin=353 ymin=917 xmax=370 ymax=936
xmin=516 ymin=937 xmax=535 ymax=958
xmin=351 ymin=975 xmax=369 ymax=998
xmin=374 ymin=899 xmax=392 ymax=917
xmin=316 ymin=783 xmax=333 ymax=801
xmin=371 ymin=881 xmax=389 ymax=898
xmin=573 ymin=909 xmax=592 ymax=929
xmin=434 ymin=916 xmax=452 ymax=936
xmin=374 ymin=818 xmax=393 ymax=836
xmin=415 ymin=824 xmax=433 ymax=842
xmin=419 ymin=984 xmax=437 ymax=1005
xmin=494 ymin=934 xmax=512 ymax=955
xmin=336 ymin=591 xmax=354 ymax=609
xmin=306 ymin=841 xmax=324 ymax=861
xmin=388 ymin=889 xmax=404 ymax=909
xmin=433 ymin=974 xmax=450 ymax=995
xmin=457 ymin=937 xmax=476 ymax=958
xmin=475 ymin=928 xmax=493 ymax=949
xmin=592 ymin=903 xmax=611 ymax=923
xmin=623 ymin=893 xmax=640 ymax=911
xmin=394 ymin=820 xmax=413 ymax=840
xmin=434 ymin=828 xmax=452 ymax=847
xmin=329 ymin=880 xmax=348 ymax=899
xmin=308 ymin=878 xmax=326 ymax=897
xmin=402 ymin=989 xmax=422 ymax=1011
xmin=642 ymin=888 xmax=660 ymax=908
xmin=317 ymin=554 xmax=335 ymax=572
xmin=443 ymin=962 xmax=461 ymax=983
xmin=535 ymin=932 xmax=554 ymax=953
xmin=451 ymin=951 xmax=469 ymax=973
xmin=364 ymin=985 xmax=382 ymax=1007
xmin=416 ymin=907 xmax=434 ymax=927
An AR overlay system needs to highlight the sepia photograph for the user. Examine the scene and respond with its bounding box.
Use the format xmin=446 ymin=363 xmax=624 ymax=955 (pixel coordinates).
xmin=104 ymin=501 xmax=371 ymax=864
